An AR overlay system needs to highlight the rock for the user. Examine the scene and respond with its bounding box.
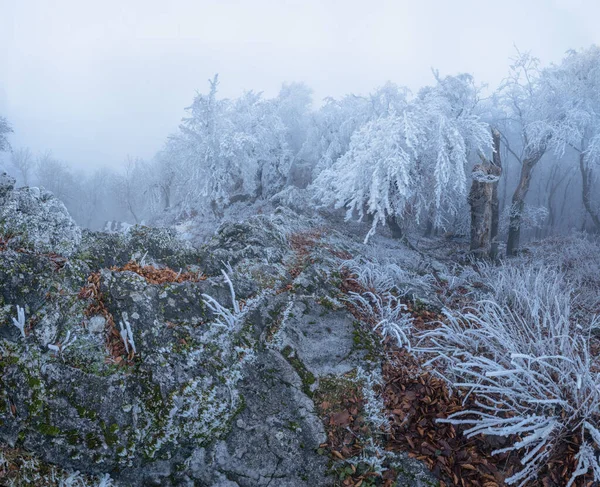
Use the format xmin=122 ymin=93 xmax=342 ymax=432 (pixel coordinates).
xmin=278 ymin=298 xmax=366 ymax=379
xmin=393 ymin=452 xmax=439 ymax=486
xmin=0 ymin=172 xmax=15 ymax=200
xmin=0 ymin=204 xmax=435 ymax=486
xmin=77 ymin=225 xmax=202 ymax=271
xmin=202 ymin=350 xmax=329 ymax=487
xmin=0 ymin=184 xmax=81 ymax=256
xmin=200 ymin=215 xmax=289 ymax=275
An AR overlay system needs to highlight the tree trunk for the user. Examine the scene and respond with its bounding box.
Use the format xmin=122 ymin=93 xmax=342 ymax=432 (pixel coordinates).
xmin=386 ymin=215 xmax=403 ymax=239
xmin=127 ymin=202 xmax=139 ymax=224
xmin=161 ymin=185 xmax=171 ymax=210
xmin=489 ymin=129 xmax=502 ymax=260
xmin=469 ymin=129 xmax=501 ymax=260
xmin=559 ymin=174 xmax=575 ymax=233
xmin=579 ymin=152 xmax=600 ymax=230
xmin=506 ymin=146 xmax=545 ymax=256
xmin=469 ymin=163 xmax=501 ymax=259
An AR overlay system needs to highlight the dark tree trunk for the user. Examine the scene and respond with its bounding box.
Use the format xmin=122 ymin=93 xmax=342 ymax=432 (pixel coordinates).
xmin=559 ymin=174 xmax=575 ymax=232
xmin=506 ymin=145 xmax=545 ymax=256
xmin=469 ymin=129 xmax=502 ymax=260
xmin=424 ymin=217 xmax=434 ymax=238
xmin=127 ymin=202 xmax=139 ymax=224
xmin=469 ymin=163 xmax=501 ymax=259
xmin=579 ymin=152 xmax=600 ymax=230
xmin=386 ymin=215 xmax=403 ymax=239
xmin=489 ymin=129 xmax=502 ymax=259
xmin=161 ymin=185 xmax=171 ymax=210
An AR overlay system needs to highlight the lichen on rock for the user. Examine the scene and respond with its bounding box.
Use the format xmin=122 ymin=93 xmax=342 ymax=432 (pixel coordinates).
xmin=0 ymin=180 xmax=433 ymax=486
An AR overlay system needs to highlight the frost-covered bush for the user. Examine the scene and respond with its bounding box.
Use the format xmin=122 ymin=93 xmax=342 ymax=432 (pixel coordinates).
xmin=476 ymin=264 xmax=572 ymax=328
xmin=202 ymin=271 xmax=241 ymax=331
xmin=347 ymin=291 xmax=414 ymax=350
xmin=341 ymin=256 xmax=433 ymax=299
xmin=355 ymin=366 xmax=389 ymax=432
xmin=526 ymin=235 xmax=600 ymax=315
xmin=421 ymin=279 xmax=600 ymax=485
xmin=11 ymin=305 xmax=26 ymax=338
xmin=342 ymin=258 xmax=399 ymax=294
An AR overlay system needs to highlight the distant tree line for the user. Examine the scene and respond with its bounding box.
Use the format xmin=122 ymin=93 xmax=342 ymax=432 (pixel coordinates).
xmin=1 ymin=46 xmax=599 ymax=256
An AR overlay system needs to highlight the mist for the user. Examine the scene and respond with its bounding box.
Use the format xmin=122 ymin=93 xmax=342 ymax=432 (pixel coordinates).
xmin=4 ymin=2 xmax=600 ymax=485
xmin=2 ymin=0 xmax=599 ymax=169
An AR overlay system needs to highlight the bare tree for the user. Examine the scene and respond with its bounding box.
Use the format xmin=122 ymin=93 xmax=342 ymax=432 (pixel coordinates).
xmin=11 ymin=148 xmax=34 ymax=185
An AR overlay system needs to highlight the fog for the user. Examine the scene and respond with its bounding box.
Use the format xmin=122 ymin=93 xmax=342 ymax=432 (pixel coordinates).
xmin=2 ymin=0 xmax=599 ymax=169
xmin=4 ymin=4 xmax=600 ymax=483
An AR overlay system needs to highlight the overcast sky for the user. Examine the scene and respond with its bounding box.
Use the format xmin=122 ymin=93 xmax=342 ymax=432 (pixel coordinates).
xmin=1 ymin=0 xmax=599 ymax=170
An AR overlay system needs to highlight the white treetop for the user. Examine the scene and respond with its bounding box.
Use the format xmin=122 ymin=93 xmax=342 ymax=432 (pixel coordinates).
xmin=313 ymin=74 xmax=491 ymax=241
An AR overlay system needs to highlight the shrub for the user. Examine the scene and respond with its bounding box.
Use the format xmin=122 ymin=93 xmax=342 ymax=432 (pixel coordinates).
xmin=420 ymin=265 xmax=600 ymax=486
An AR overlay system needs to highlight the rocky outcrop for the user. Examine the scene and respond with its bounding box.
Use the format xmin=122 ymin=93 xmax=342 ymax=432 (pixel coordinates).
xmin=0 ymin=172 xmax=81 ymax=257
xmin=0 ymin=181 xmax=434 ymax=486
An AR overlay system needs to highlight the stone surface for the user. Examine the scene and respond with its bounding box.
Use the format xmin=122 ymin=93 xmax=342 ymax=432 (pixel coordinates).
xmin=0 ymin=172 xmax=15 ymax=200
xmin=0 ymin=184 xmax=82 ymax=256
xmin=0 ymin=180 xmax=435 ymax=486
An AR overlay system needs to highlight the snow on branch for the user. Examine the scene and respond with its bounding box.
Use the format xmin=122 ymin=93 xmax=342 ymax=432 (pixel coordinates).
xmin=11 ymin=305 xmax=26 ymax=338
xmin=119 ymin=316 xmax=137 ymax=355
xmin=202 ymin=271 xmax=242 ymax=331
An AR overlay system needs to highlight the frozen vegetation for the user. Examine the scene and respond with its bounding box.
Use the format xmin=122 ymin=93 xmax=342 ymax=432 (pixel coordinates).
xmin=1 ymin=45 xmax=600 ymax=487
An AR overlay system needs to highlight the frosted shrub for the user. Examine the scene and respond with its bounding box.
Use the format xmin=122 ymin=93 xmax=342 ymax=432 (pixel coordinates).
xmin=202 ymin=271 xmax=241 ymax=331
xmin=355 ymin=366 xmax=389 ymax=432
xmin=348 ymin=291 xmax=414 ymax=350
xmin=421 ymin=295 xmax=600 ymax=486
xmin=341 ymin=257 xmax=433 ymax=298
xmin=118 ymin=317 xmax=136 ymax=354
xmin=528 ymin=235 xmax=600 ymax=317
xmin=341 ymin=258 xmax=397 ymax=294
xmin=11 ymin=305 xmax=26 ymax=338
xmin=477 ymin=264 xmax=572 ymax=328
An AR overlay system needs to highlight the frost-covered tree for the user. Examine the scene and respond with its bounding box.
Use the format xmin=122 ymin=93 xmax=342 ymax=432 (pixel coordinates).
xmin=36 ymin=151 xmax=77 ymax=204
xmin=111 ymin=157 xmax=148 ymax=224
xmin=313 ymin=74 xmax=490 ymax=241
xmin=533 ymin=46 xmax=600 ymax=231
xmin=171 ymin=75 xmax=291 ymax=215
xmin=78 ymin=168 xmax=112 ymax=229
xmin=300 ymin=82 xmax=408 ymax=178
xmin=11 ymin=147 xmax=34 ymax=186
xmin=499 ymin=48 xmax=600 ymax=254
xmin=0 ymin=116 xmax=12 ymax=152
xmin=498 ymin=51 xmax=550 ymax=255
xmin=275 ymin=82 xmax=313 ymax=157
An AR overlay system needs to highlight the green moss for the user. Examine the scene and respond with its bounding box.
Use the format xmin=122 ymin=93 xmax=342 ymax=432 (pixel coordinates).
xmin=101 ymin=420 xmax=119 ymax=447
xmin=85 ymin=432 xmax=102 ymax=449
xmin=27 ymin=376 xmax=42 ymax=388
xmin=37 ymin=423 xmax=61 ymax=436
xmin=3 ymin=356 xmax=19 ymax=366
xmin=66 ymin=430 xmax=81 ymax=445
xmin=76 ymin=405 xmax=98 ymax=420
xmin=281 ymin=346 xmax=316 ymax=397
xmin=351 ymin=322 xmax=381 ymax=362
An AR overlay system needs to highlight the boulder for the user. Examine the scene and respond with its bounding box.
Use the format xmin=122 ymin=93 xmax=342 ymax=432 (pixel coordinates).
xmin=0 ymin=205 xmax=434 ymax=486
xmin=0 ymin=183 xmax=81 ymax=257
